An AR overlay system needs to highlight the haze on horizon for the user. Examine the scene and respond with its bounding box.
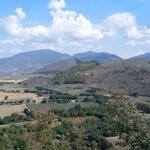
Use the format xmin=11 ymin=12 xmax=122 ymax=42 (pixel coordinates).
xmin=0 ymin=0 xmax=150 ymax=59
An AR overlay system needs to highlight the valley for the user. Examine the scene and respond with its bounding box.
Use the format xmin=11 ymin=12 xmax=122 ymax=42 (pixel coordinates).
xmin=0 ymin=0 xmax=150 ymax=149
xmin=0 ymin=50 xmax=149 ymax=150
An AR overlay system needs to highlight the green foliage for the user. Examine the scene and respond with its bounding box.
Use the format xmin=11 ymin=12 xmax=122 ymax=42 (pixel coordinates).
xmin=75 ymin=61 xmax=99 ymax=71
xmin=136 ymin=102 xmax=150 ymax=114
xmin=54 ymin=100 xmax=150 ymax=149
xmin=48 ymin=92 xmax=77 ymax=104
xmin=60 ymin=105 xmax=100 ymax=117
xmin=52 ymin=72 xmax=85 ymax=84
xmin=129 ymin=92 xmax=138 ymax=97
xmin=53 ymin=121 xmax=111 ymax=150
xmin=105 ymin=101 xmax=150 ymax=150
xmin=0 ymin=98 xmax=150 ymax=150
xmin=0 ymin=126 xmax=31 ymax=150
xmin=23 ymin=108 xmax=34 ymax=119
xmin=0 ymin=113 xmax=26 ymax=125
xmin=29 ymin=87 xmax=78 ymax=104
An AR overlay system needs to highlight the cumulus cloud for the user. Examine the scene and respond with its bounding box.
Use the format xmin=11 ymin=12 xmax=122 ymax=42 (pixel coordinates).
xmin=104 ymin=12 xmax=143 ymax=39
xmin=15 ymin=8 xmax=26 ymax=20
xmin=0 ymin=0 xmax=103 ymax=53
xmin=126 ymin=26 xmax=143 ymax=39
xmin=0 ymin=0 xmax=149 ymax=56
xmin=104 ymin=12 xmax=150 ymax=47
xmin=48 ymin=0 xmax=66 ymax=10
xmin=105 ymin=12 xmax=136 ymax=28
xmin=48 ymin=0 xmax=103 ymax=41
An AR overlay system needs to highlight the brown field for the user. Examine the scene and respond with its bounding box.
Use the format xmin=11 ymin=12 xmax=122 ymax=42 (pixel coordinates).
xmin=0 ymin=92 xmax=43 ymax=102
xmin=107 ymin=136 xmax=127 ymax=150
xmin=63 ymin=116 xmax=97 ymax=124
xmin=0 ymin=104 xmax=26 ymax=118
xmin=0 ymin=120 xmax=38 ymax=128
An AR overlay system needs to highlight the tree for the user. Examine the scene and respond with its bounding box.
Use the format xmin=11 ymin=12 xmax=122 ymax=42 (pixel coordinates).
xmin=36 ymin=112 xmax=58 ymax=150
xmin=0 ymin=126 xmax=32 ymax=150
xmin=106 ymin=101 xmax=150 ymax=149
xmin=4 ymin=96 xmax=8 ymax=100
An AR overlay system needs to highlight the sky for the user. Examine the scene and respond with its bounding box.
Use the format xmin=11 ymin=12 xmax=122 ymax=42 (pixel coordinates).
xmin=0 ymin=0 xmax=150 ymax=58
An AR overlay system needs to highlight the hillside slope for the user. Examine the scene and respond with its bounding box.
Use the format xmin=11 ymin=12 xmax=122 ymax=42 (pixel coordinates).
xmin=0 ymin=49 xmax=70 ymax=73
xmin=86 ymin=58 xmax=150 ymax=96
xmin=129 ymin=53 xmax=150 ymax=60
xmin=34 ymin=58 xmax=77 ymax=74
xmin=33 ymin=57 xmax=99 ymax=74
xmin=74 ymin=51 xmax=122 ymax=62
xmin=23 ymin=58 xmax=150 ymax=97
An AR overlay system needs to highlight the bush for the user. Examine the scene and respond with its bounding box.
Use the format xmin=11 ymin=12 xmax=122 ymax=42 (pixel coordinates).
xmin=0 ymin=113 xmax=26 ymax=125
xmin=136 ymin=102 xmax=150 ymax=114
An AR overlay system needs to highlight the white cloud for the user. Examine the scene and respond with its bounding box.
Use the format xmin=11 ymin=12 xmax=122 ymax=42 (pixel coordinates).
xmin=144 ymin=40 xmax=150 ymax=45
xmin=104 ymin=12 xmax=149 ymax=40
xmin=0 ymin=39 xmax=14 ymax=44
xmin=48 ymin=0 xmax=66 ymax=10
xmin=0 ymin=0 xmax=149 ymax=57
xmin=105 ymin=12 xmax=136 ymax=28
xmin=50 ymin=10 xmax=103 ymax=41
xmin=0 ymin=0 xmax=103 ymax=53
xmin=0 ymin=15 xmax=21 ymax=35
xmin=126 ymin=40 xmax=137 ymax=47
xmin=15 ymin=8 xmax=26 ymax=20
xmin=126 ymin=26 xmax=143 ymax=39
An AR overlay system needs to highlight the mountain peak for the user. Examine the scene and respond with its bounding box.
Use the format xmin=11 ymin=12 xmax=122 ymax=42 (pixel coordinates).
xmin=0 ymin=49 xmax=70 ymax=73
xmin=129 ymin=52 xmax=150 ymax=60
xmin=74 ymin=51 xmax=122 ymax=62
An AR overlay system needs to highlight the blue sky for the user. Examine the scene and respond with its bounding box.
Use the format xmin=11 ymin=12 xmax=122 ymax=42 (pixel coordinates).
xmin=0 ymin=0 xmax=150 ymax=58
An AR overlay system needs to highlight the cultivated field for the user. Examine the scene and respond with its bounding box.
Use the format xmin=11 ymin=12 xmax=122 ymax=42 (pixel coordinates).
xmin=0 ymin=92 xmax=43 ymax=102
xmin=26 ymin=102 xmax=99 ymax=116
xmin=0 ymin=104 xmax=26 ymax=118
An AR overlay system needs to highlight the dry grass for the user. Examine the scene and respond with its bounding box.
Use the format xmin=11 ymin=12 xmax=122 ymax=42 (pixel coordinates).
xmin=0 ymin=92 xmax=43 ymax=102
xmin=0 ymin=104 xmax=26 ymax=118
xmin=107 ymin=136 xmax=128 ymax=150
xmin=0 ymin=120 xmax=38 ymax=128
xmin=64 ymin=116 xmax=97 ymax=124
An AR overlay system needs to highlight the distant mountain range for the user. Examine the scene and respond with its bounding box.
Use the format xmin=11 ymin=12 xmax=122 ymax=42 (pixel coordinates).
xmin=129 ymin=53 xmax=150 ymax=60
xmin=0 ymin=49 xmax=149 ymax=74
xmin=0 ymin=50 xmax=70 ymax=73
xmin=74 ymin=51 xmax=122 ymax=62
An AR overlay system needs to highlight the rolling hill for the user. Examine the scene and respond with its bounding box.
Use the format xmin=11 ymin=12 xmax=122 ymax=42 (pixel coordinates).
xmin=85 ymin=58 xmax=150 ymax=97
xmin=34 ymin=58 xmax=77 ymax=74
xmin=0 ymin=49 xmax=70 ymax=73
xmin=74 ymin=51 xmax=122 ymax=62
xmin=0 ymin=50 xmax=123 ymax=74
xmin=33 ymin=51 xmax=122 ymax=74
xmin=33 ymin=57 xmax=99 ymax=74
xmin=129 ymin=53 xmax=150 ymax=60
xmin=23 ymin=58 xmax=150 ymax=97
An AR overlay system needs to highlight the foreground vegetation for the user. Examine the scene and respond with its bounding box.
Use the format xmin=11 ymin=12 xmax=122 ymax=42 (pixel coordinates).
xmin=0 ymin=99 xmax=150 ymax=150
